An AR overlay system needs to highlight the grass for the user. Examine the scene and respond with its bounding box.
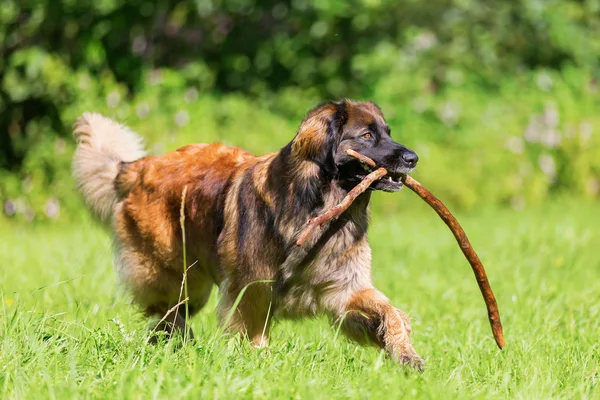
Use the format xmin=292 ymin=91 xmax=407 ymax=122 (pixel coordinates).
xmin=1 ymin=198 xmax=599 ymax=399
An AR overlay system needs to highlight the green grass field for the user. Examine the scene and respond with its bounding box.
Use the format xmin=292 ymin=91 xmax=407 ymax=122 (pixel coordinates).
xmin=1 ymin=198 xmax=599 ymax=399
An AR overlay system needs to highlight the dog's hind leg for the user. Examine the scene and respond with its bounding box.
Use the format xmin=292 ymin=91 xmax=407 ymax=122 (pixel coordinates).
xmin=146 ymin=303 xmax=195 ymax=342
xmin=114 ymin=238 xmax=215 ymax=343
xmin=217 ymin=280 xmax=273 ymax=348
xmin=145 ymin=274 xmax=215 ymax=342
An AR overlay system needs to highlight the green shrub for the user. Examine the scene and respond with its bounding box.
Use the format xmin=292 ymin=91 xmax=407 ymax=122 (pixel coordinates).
xmin=2 ymin=64 xmax=598 ymax=223
xmin=1 ymin=0 xmax=599 ymax=222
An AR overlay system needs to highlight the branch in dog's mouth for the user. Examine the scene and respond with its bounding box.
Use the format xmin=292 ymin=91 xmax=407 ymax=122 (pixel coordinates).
xmin=348 ymin=149 xmax=405 ymax=188
xmin=295 ymin=166 xmax=388 ymax=247
xmin=297 ymin=149 xmax=505 ymax=351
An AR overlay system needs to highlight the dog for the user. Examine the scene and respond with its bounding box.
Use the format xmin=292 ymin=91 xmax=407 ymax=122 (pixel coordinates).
xmin=72 ymin=99 xmax=424 ymax=370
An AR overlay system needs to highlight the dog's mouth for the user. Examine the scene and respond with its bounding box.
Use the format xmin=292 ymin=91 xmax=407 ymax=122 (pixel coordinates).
xmin=350 ymin=162 xmax=415 ymax=193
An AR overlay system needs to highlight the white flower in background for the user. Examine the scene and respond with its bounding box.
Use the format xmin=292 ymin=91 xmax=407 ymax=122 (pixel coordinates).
xmin=24 ymin=207 xmax=34 ymax=222
xmin=540 ymin=129 xmax=561 ymax=148
xmin=136 ymin=103 xmax=150 ymax=119
xmin=175 ymin=110 xmax=190 ymax=127
xmin=543 ymin=103 xmax=559 ymax=128
xmin=184 ymin=88 xmax=199 ymax=103
xmin=411 ymin=96 xmax=428 ymax=114
xmin=44 ymin=197 xmax=60 ymax=220
xmin=148 ymin=70 xmax=162 ymax=85
xmin=579 ymin=122 xmax=593 ymax=142
xmin=4 ymin=200 xmax=16 ymax=216
xmin=310 ymin=21 xmax=328 ymax=38
xmin=513 ymin=174 xmax=523 ymax=188
xmin=538 ymin=153 xmax=556 ymax=181
xmin=106 ymin=91 xmax=120 ymax=108
xmin=413 ymin=31 xmax=437 ymax=51
xmin=536 ymin=72 xmax=553 ymax=91
xmin=510 ymin=196 xmax=525 ymax=211
xmin=436 ymin=101 xmax=461 ymax=126
xmin=506 ymin=136 xmax=524 ymax=154
xmin=524 ymin=115 xmax=542 ymax=143
xmin=524 ymin=104 xmax=564 ymax=148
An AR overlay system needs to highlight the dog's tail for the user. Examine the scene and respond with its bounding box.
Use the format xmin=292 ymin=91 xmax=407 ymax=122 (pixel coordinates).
xmin=72 ymin=113 xmax=146 ymax=223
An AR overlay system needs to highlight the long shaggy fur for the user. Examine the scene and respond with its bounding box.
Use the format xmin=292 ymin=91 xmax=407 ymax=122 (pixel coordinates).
xmin=72 ymin=113 xmax=146 ymax=222
xmin=72 ymin=100 xmax=424 ymax=370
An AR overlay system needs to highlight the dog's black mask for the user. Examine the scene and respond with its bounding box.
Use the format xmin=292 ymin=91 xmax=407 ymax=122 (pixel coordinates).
xmin=332 ymin=101 xmax=418 ymax=192
xmin=292 ymin=100 xmax=418 ymax=192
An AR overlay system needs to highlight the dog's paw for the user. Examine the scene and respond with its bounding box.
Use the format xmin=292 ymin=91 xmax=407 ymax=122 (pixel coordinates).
xmin=398 ymin=353 xmax=425 ymax=372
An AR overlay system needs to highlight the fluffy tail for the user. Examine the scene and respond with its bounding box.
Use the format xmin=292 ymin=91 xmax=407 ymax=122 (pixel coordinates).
xmin=72 ymin=113 xmax=146 ymax=223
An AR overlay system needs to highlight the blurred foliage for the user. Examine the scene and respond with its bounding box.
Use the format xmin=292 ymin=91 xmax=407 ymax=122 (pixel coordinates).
xmin=1 ymin=0 xmax=599 ymax=222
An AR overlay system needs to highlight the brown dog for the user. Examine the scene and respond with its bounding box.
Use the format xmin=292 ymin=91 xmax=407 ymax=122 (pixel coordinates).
xmin=72 ymin=100 xmax=424 ymax=369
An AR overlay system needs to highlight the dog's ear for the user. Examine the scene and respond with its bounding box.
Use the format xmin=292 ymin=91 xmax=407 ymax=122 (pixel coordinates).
xmin=292 ymin=101 xmax=347 ymax=177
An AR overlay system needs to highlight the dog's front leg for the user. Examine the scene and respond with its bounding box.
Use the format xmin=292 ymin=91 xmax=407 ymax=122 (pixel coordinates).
xmin=338 ymin=288 xmax=424 ymax=371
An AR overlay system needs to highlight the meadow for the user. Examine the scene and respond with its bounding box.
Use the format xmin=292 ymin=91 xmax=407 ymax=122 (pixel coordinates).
xmin=2 ymin=2 xmax=600 ymax=398
xmin=2 ymin=197 xmax=598 ymax=399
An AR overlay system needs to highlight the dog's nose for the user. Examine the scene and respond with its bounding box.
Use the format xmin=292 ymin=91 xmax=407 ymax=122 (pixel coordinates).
xmin=402 ymin=150 xmax=419 ymax=165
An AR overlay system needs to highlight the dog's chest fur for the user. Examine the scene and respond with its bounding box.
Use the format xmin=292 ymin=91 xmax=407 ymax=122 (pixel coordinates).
xmin=275 ymin=186 xmax=373 ymax=318
xmin=216 ymin=156 xmax=375 ymax=320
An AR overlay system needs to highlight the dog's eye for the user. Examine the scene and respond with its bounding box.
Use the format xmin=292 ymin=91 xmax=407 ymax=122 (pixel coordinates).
xmin=362 ymin=132 xmax=373 ymax=140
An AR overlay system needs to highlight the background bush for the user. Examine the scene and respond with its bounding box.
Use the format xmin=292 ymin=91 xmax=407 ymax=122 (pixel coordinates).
xmin=1 ymin=0 xmax=599 ymax=222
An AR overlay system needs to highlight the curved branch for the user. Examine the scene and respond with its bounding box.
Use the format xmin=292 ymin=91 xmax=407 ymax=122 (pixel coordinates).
xmin=296 ymin=148 xmax=505 ymax=350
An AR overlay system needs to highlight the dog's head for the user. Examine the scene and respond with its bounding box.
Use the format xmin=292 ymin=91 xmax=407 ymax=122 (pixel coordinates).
xmin=291 ymin=100 xmax=418 ymax=192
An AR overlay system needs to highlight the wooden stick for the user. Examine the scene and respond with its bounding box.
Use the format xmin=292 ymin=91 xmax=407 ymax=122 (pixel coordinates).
xmin=345 ymin=149 xmax=505 ymax=349
xmin=296 ymin=167 xmax=388 ymax=246
xmin=346 ymin=149 xmax=377 ymax=169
